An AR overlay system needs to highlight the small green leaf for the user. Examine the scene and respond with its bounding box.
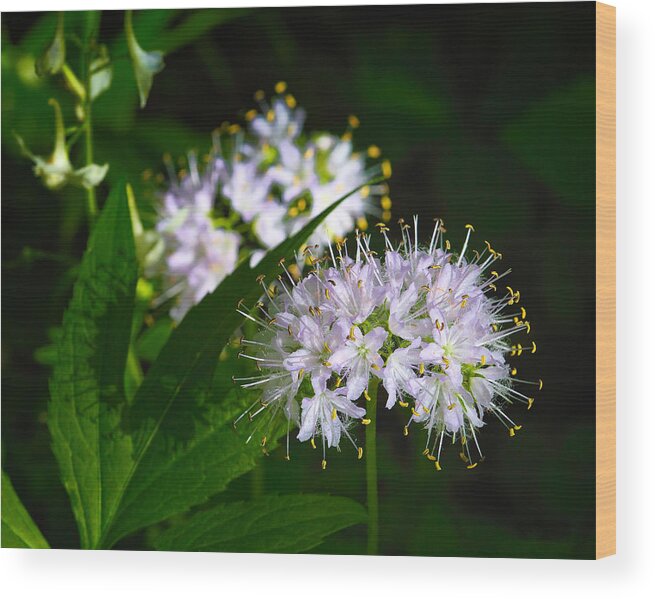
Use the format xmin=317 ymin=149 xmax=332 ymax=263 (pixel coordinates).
xmin=48 ymin=180 xmax=138 ymax=549
xmin=100 ymin=183 xmax=372 ymax=548
xmin=2 ymin=471 xmax=50 ymax=549
xmin=153 ymin=494 xmax=367 ymax=553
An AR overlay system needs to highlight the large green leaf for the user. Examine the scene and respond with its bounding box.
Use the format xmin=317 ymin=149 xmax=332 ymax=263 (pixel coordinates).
xmin=48 ymin=180 xmax=138 ymax=549
xmin=100 ymin=184 xmax=370 ymax=548
xmin=153 ymin=494 xmax=367 ymax=553
xmin=1 ymin=471 xmax=50 ymax=549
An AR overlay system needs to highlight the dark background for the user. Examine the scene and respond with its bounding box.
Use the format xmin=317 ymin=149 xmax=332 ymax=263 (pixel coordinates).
xmin=2 ymin=2 xmax=596 ymax=557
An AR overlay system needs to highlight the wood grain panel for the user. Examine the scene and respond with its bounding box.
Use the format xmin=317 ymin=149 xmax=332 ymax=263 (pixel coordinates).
xmin=595 ymin=1 xmax=616 ymax=560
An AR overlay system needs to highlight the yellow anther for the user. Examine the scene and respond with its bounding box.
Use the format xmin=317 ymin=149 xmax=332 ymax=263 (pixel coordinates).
xmin=419 ymin=363 xmax=425 ymax=375
xmin=288 ymin=206 xmax=299 ymax=217
xmin=335 ymin=377 xmax=342 ymax=388
xmin=341 ymin=131 xmax=353 ymax=142
xmin=445 ymin=239 xmax=451 ymax=251
xmin=489 ymin=283 xmax=497 ymax=291
xmin=527 ymin=398 xmax=535 ymax=410
xmin=517 ymin=343 xmax=523 ymax=356
xmin=245 ymin=109 xmax=257 ymax=121
xmin=525 ymin=321 xmax=531 ymax=334
xmin=357 ymin=279 xmax=364 ymax=288
xmin=460 ymin=298 xmax=468 ymax=308
xmin=382 ymin=210 xmax=392 ymax=222
xmin=381 ymin=195 xmax=392 ymax=210
xmin=371 ymin=363 xmax=381 ymax=371
xmin=331 ymin=408 xmax=337 ymax=420
xmin=275 ymin=81 xmax=287 ymax=94
xmin=538 ymin=379 xmax=543 ymax=391
xmin=480 ymin=355 xmax=486 ymax=366
xmin=285 ymin=94 xmax=296 ymax=108
xmin=382 ymin=159 xmax=392 ymax=179
xmin=491 ymin=270 xmax=499 ymax=278
xmin=348 ymin=114 xmax=360 ymax=128
xmin=422 ymin=448 xmax=430 ymax=456
xmin=521 ymin=306 xmax=527 ymax=319
xmin=228 ymin=123 xmax=241 ymax=134
xmin=261 ymin=436 xmax=267 ymax=447
xmin=298 ymin=368 xmax=304 ymax=379
xmin=447 ymin=403 xmax=455 ymax=411
xmin=321 ymin=459 xmax=327 ymax=470
xmin=531 ymin=341 xmax=537 ymax=354
xmin=362 ymin=418 xmax=371 ymax=425
xmin=348 ymin=326 xmax=356 ymax=341
xmin=357 ymin=216 xmax=369 ymax=231
xmin=403 ymin=426 xmax=409 ymax=437
xmin=459 ymin=452 xmax=468 ymax=463
xmin=427 ymin=454 xmax=437 ymax=462
xmin=325 ymin=288 xmax=331 ymax=300
xmin=411 ymin=409 xmax=420 ymax=417
xmin=435 ymin=461 xmax=442 ymax=471
xmin=467 ymin=462 xmax=479 ymax=470
xmin=297 ymin=197 xmax=307 ymax=212
xmin=511 ymin=368 xmax=518 ymax=376
xmin=423 ymin=406 xmax=430 ymax=414
xmin=399 ymin=400 xmax=409 ymax=408
xmin=514 ymin=425 xmax=522 ymax=431
xmin=465 ymin=224 xmax=475 ymax=231
xmin=367 ymin=145 xmax=382 ymax=159
xmin=357 ymin=447 xmax=363 ymax=460
xmin=364 ymin=389 xmax=371 ymax=401
xmin=509 ymin=428 xmax=516 ymax=437
xmin=310 ymin=438 xmax=316 ymax=449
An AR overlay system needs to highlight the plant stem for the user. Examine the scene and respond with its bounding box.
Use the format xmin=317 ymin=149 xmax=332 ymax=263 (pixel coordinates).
xmin=82 ymin=12 xmax=98 ymax=226
xmin=366 ymin=377 xmax=380 ymax=555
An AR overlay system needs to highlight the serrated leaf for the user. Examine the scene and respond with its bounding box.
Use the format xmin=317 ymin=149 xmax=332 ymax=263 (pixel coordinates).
xmin=48 ymin=180 xmax=138 ymax=549
xmin=1 ymin=471 xmax=50 ymax=549
xmin=153 ymin=494 xmax=367 ymax=553
xmin=100 ymin=183 xmax=372 ymax=548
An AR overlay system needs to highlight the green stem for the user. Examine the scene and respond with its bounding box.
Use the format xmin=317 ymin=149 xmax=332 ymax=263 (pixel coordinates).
xmin=366 ymin=377 xmax=380 ymax=555
xmin=82 ymin=13 xmax=98 ymax=226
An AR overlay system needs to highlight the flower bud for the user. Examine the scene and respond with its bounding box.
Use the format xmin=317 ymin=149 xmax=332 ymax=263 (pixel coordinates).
xmin=125 ymin=10 xmax=165 ymax=109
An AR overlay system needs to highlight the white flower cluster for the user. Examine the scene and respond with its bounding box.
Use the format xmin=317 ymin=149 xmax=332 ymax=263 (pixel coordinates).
xmin=146 ymin=82 xmax=390 ymax=322
xmin=236 ymin=218 xmax=541 ymax=470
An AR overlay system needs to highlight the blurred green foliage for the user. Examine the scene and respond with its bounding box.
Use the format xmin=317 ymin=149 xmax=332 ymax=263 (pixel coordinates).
xmin=2 ymin=3 xmax=596 ymax=557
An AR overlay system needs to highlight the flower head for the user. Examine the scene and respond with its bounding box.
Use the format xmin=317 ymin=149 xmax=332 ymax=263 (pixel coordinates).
xmin=145 ymin=84 xmax=389 ymax=322
xmin=236 ymin=218 xmax=541 ymax=470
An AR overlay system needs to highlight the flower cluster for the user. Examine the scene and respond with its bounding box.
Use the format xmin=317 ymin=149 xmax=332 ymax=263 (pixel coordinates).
xmin=236 ymin=218 xmax=541 ymax=470
xmin=143 ymin=82 xmax=390 ymax=321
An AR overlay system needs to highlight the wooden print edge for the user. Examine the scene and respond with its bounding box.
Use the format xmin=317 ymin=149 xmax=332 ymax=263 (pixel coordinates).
xmin=595 ymin=1 xmax=616 ymax=560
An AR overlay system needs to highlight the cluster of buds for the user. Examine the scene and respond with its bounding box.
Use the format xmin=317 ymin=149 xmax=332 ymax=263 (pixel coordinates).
xmin=235 ymin=218 xmax=541 ymax=470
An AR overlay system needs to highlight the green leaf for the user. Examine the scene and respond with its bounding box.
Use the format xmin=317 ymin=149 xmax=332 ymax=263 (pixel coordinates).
xmin=1 ymin=471 xmax=50 ymax=549
xmin=100 ymin=183 xmax=372 ymax=548
xmin=502 ymin=77 xmax=595 ymax=207
xmin=153 ymin=494 xmax=367 ymax=553
xmin=48 ymin=180 xmax=138 ymax=549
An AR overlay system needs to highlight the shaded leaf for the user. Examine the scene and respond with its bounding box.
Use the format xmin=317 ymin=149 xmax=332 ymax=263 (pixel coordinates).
xmin=502 ymin=77 xmax=594 ymax=206
xmin=153 ymin=494 xmax=367 ymax=553
xmin=1 ymin=471 xmax=50 ymax=549
xmin=48 ymin=180 xmax=138 ymax=549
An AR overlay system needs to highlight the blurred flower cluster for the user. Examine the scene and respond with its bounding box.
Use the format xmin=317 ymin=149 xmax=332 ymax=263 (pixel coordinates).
xmin=139 ymin=82 xmax=390 ymax=321
xmin=236 ymin=218 xmax=540 ymax=469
